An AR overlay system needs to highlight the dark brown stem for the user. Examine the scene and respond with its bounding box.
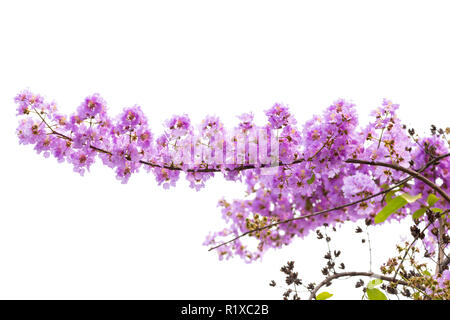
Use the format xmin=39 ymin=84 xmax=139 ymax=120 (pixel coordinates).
xmin=41 ymin=115 xmax=314 ymax=173
xmin=308 ymin=271 xmax=423 ymax=300
xmin=436 ymin=216 xmax=446 ymax=274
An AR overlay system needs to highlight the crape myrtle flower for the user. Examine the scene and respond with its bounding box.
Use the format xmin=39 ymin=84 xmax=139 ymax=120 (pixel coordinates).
xmin=76 ymin=94 xmax=107 ymax=120
xmin=265 ymin=102 xmax=294 ymax=129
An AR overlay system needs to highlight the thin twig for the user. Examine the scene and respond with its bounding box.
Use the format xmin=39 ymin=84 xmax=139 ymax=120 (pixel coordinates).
xmin=366 ymin=225 xmax=373 ymax=273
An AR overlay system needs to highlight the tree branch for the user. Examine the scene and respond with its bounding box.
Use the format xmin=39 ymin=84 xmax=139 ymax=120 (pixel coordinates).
xmin=436 ymin=215 xmax=446 ymax=274
xmin=208 ymin=153 xmax=450 ymax=252
xmin=345 ymin=159 xmax=450 ymax=204
xmin=37 ymin=110 xmax=315 ymax=173
xmin=308 ymin=271 xmax=421 ymax=300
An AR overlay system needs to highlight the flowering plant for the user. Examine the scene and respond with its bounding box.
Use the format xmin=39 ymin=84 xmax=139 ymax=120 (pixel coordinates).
xmin=15 ymin=90 xmax=449 ymax=299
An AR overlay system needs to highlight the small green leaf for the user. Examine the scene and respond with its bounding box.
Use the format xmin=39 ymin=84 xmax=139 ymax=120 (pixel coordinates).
xmin=400 ymin=193 xmax=422 ymax=203
xmin=385 ymin=190 xmax=396 ymax=203
xmin=422 ymin=270 xmax=431 ymax=276
xmin=307 ymin=173 xmax=316 ymax=185
xmin=316 ymin=292 xmax=333 ymax=300
xmin=427 ymin=194 xmax=439 ymax=207
xmin=375 ymin=197 xmax=406 ymax=224
xmin=367 ymin=279 xmax=382 ymax=289
xmin=367 ymin=288 xmax=387 ymax=300
xmin=412 ymin=207 xmax=426 ymax=220
xmin=375 ymin=193 xmax=422 ymax=224
xmin=431 ymin=208 xmax=443 ymax=213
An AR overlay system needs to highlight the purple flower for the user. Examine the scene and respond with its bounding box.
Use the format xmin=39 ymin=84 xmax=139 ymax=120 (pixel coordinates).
xmin=117 ymin=105 xmax=147 ymax=133
xmin=342 ymin=172 xmax=379 ymax=199
xmin=77 ymin=94 xmax=107 ymax=119
xmin=265 ymin=103 xmax=293 ymax=129
xmin=237 ymin=112 xmax=254 ymax=131
xmin=14 ymin=90 xmax=44 ymax=115
xmin=165 ymin=114 xmax=191 ymax=138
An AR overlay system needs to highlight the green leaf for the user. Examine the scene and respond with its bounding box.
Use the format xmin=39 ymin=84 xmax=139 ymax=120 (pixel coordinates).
xmin=400 ymin=193 xmax=422 ymax=203
xmin=367 ymin=288 xmax=388 ymax=300
xmin=316 ymin=292 xmax=333 ymax=300
xmin=375 ymin=193 xmax=421 ymax=224
xmin=375 ymin=197 xmax=406 ymax=224
xmin=427 ymin=194 xmax=439 ymax=207
xmin=385 ymin=190 xmax=396 ymax=203
xmin=412 ymin=207 xmax=426 ymax=220
xmin=422 ymin=270 xmax=431 ymax=276
xmin=307 ymin=173 xmax=316 ymax=185
xmin=367 ymin=279 xmax=382 ymax=289
xmin=431 ymin=208 xmax=443 ymax=213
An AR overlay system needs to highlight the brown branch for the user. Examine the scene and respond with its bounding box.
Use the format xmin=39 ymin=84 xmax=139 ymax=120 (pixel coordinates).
xmin=308 ymin=271 xmax=422 ymax=300
xmin=36 ymin=110 xmax=316 ymax=173
xmin=436 ymin=215 xmax=446 ymax=274
xmin=208 ymin=153 xmax=450 ymax=252
xmin=345 ymin=159 xmax=450 ymax=204
xmin=34 ymin=110 xmax=450 ymax=189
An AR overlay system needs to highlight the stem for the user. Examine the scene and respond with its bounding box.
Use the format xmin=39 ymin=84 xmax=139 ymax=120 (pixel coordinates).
xmin=366 ymin=226 xmax=373 ymax=273
xmin=436 ymin=216 xmax=446 ymax=274
xmin=308 ymin=271 xmax=418 ymax=300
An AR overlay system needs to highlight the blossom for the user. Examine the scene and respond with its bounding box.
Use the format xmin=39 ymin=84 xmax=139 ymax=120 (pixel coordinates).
xmin=265 ymin=103 xmax=293 ymax=129
xmin=76 ymin=93 xmax=107 ymax=119
xmin=165 ymin=114 xmax=191 ymax=138
xmin=116 ymin=105 xmax=147 ymax=133
xmin=14 ymin=90 xmax=44 ymax=115
xmin=342 ymin=172 xmax=379 ymax=199
xmin=237 ymin=112 xmax=254 ymax=131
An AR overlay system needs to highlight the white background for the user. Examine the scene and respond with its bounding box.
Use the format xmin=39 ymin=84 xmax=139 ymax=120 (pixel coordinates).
xmin=0 ymin=0 xmax=449 ymax=299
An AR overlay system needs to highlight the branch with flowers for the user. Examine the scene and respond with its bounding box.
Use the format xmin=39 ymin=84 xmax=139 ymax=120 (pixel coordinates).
xmin=15 ymin=90 xmax=449 ymax=299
